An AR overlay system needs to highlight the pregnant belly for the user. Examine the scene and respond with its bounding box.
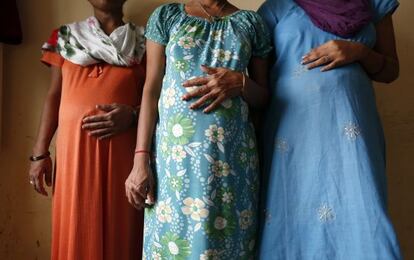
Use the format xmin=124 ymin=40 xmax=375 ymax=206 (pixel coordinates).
xmin=274 ymin=64 xmax=374 ymax=107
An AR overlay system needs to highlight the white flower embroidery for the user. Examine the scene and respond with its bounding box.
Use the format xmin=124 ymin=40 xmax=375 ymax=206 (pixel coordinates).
xmin=276 ymin=138 xmax=289 ymax=153
xmin=178 ymin=36 xmax=196 ymax=49
xmin=213 ymin=49 xmax=232 ymax=62
xmin=205 ymin=124 xmax=225 ymax=143
xmin=293 ymin=65 xmax=308 ymax=78
xmin=156 ymin=201 xmax=173 ymax=223
xmin=214 ymin=216 xmax=228 ymax=230
xmin=212 ymin=160 xmax=230 ymax=177
xmin=344 ymin=122 xmax=361 ymax=141
xmin=171 ymin=145 xmax=187 ymax=162
xmin=200 ymin=249 xmax=220 ymax=260
xmin=318 ymin=204 xmax=335 ymax=223
xmin=239 ymin=209 xmax=253 ymax=230
xmin=182 ymin=198 xmax=209 ymax=221
xmin=211 ymin=30 xmax=223 ymax=41
xmin=222 ymin=192 xmax=233 ymax=203
xmin=163 ymin=87 xmax=176 ymax=108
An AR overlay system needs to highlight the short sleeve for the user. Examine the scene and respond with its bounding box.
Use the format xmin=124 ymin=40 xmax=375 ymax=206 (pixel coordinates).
xmin=145 ymin=4 xmax=180 ymax=46
xmin=258 ymin=1 xmax=278 ymax=32
xmin=41 ymin=29 xmax=64 ymax=67
xmin=41 ymin=51 xmax=64 ymax=67
xmin=371 ymin=0 xmax=400 ymax=23
xmin=249 ymin=13 xmax=272 ymax=58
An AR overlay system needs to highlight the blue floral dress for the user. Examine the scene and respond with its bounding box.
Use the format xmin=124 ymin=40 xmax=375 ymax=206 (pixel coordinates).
xmin=144 ymin=3 xmax=271 ymax=259
xmin=258 ymin=0 xmax=401 ymax=259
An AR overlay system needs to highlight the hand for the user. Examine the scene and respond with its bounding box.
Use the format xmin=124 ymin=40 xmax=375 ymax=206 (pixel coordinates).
xmin=182 ymin=65 xmax=243 ymax=113
xmin=302 ymin=40 xmax=368 ymax=72
xmin=29 ymin=157 xmax=52 ymax=196
xmin=125 ymin=157 xmax=155 ymax=210
xmin=82 ymin=104 xmax=137 ymax=140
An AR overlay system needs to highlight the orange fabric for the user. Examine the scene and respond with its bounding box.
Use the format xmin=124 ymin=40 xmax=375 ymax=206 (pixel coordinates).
xmin=42 ymin=51 xmax=145 ymax=260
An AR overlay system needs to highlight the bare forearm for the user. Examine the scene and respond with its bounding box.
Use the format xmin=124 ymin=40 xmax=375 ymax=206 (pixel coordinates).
xmin=33 ymin=93 xmax=60 ymax=154
xmin=359 ymin=45 xmax=399 ymax=83
xmin=242 ymin=75 xmax=269 ymax=108
xmin=135 ymin=88 xmax=160 ymax=153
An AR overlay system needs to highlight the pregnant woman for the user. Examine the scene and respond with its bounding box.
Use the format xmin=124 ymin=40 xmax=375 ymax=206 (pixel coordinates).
xmin=125 ymin=1 xmax=271 ymax=259
xmin=28 ymin=0 xmax=145 ymax=259
xmin=258 ymin=0 xmax=401 ymax=259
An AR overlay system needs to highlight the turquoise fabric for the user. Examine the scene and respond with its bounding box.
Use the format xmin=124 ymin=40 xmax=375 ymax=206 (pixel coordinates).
xmin=258 ymin=0 xmax=401 ymax=259
xmin=143 ymin=3 xmax=271 ymax=259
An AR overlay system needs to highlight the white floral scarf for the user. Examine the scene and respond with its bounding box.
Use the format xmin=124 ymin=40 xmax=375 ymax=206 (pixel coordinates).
xmin=43 ymin=17 xmax=145 ymax=67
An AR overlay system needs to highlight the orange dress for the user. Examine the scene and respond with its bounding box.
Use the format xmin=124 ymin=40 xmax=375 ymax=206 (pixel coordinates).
xmin=41 ymin=51 xmax=145 ymax=260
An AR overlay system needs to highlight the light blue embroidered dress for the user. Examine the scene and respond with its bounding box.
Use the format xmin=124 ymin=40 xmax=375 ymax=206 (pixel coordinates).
xmin=258 ymin=0 xmax=401 ymax=259
xmin=144 ymin=3 xmax=271 ymax=259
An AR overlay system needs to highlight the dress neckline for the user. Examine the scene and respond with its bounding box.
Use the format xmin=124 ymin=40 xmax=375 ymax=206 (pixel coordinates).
xmin=179 ymin=3 xmax=244 ymax=23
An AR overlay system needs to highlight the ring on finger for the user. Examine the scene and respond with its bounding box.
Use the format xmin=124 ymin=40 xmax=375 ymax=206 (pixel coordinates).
xmin=322 ymin=56 xmax=330 ymax=63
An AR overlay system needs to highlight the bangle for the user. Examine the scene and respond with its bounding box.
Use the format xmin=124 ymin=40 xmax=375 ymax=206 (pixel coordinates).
xmin=29 ymin=151 xmax=50 ymax=162
xmin=241 ymin=72 xmax=246 ymax=97
xmin=135 ymin=150 xmax=151 ymax=155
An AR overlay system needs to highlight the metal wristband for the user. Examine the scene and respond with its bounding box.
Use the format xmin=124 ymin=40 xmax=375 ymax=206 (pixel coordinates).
xmin=29 ymin=151 xmax=51 ymax=162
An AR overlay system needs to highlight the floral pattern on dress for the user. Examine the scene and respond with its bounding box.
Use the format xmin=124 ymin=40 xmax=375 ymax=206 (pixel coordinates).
xmin=143 ymin=3 xmax=271 ymax=259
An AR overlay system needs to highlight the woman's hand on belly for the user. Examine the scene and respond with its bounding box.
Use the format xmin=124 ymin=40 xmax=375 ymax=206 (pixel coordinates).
xmin=302 ymin=40 xmax=367 ymax=72
xmin=181 ymin=65 xmax=243 ymax=113
xmin=81 ymin=103 xmax=137 ymax=140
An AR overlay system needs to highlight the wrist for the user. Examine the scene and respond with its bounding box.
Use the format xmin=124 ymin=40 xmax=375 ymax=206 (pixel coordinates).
xmin=32 ymin=143 xmax=49 ymax=155
xmin=356 ymin=43 xmax=370 ymax=62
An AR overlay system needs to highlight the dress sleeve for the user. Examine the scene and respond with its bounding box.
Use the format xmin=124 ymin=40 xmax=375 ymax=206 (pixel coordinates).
xmin=41 ymin=51 xmax=64 ymax=67
xmin=258 ymin=1 xmax=278 ymax=32
xmin=249 ymin=13 xmax=273 ymax=58
xmin=371 ymin=0 xmax=400 ymax=23
xmin=40 ymin=29 xmax=64 ymax=67
xmin=145 ymin=4 xmax=179 ymax=46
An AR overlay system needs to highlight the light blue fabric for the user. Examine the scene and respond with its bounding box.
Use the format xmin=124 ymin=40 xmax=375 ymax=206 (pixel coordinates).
xmin=257 ymin=0 xmax=401 ymax=259
xmin=143 ymin=3 xmax=271 ymax=259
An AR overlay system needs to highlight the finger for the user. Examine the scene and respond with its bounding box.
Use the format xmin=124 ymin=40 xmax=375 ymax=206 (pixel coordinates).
xmin=204 ymin=95 xmax=226 ymax=113
xmin=45 ymin=169 xmax=52 ymax=187
xmin=34 ymin=175 xmax=47 ymax=196
xmin=182 ymin=85 xmax=210 ymax=101
xmin=82 ymin=121 xmax=114 ymax=130
xmin=96 ymin=104 xmax=117 ymax=112
xmin=189 ymin=92 xmax=215 ymax=110
xmin=82 ymin=114 xmax=109 ymax=123
xmin=146 ymin=178 xmax=156 ymax=205
xmin=38 ymin=174 xmax=49 ymax=196
xmin=89 ymin=128 xmax=113 ymax=137
xmin=302 ymin=44 xmax=330 ymax=64
xmin=302 ymin=49 xmax=324 ymax=65
xmin=131 ymin=189 xmax=145 ymax=209
xmin=182 ymin=77 xmax=210 ymax=88
xmin=200 ymin=65 xmax=218 ymax=75
xmin=321 ymin=61 xmax=341 ymax=72
xmin=98 ymin=133 xmax=115 ymax=140
xmin=306 ymin=56 xmax=332 ymax=70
